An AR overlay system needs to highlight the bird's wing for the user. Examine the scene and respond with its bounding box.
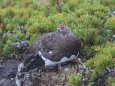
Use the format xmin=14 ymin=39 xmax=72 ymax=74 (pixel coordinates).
xmin=41 ymin=34 xmax=81 ymax=62
xmin=28 ymin=32 xmax=58 ymax=54
xmin=28 ymin=32 xmax=81 ymax=62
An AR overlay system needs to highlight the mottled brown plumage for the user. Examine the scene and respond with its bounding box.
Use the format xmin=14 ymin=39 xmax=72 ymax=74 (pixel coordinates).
xmin=28 ymin=24 xmax=81 ymax=62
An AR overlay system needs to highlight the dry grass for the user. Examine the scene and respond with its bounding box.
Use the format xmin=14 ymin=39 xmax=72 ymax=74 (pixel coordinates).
xmin=30 ymin=62 xmax=79 ymax=86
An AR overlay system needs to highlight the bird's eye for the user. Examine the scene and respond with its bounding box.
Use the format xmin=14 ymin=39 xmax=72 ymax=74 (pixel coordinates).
xmin=62 ymin=26 xmax=65 ymax=28
xmin=61 ymin=25 xmax=65 ymax=28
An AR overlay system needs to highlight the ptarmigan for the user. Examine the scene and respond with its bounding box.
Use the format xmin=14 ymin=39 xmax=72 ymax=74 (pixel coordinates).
xmin=20 ymin=24 xmax=81 ymax=72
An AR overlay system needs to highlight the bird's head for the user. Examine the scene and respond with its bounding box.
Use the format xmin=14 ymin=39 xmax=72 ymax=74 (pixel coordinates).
xmin=56 ymin=24 xmax=71 ymax=34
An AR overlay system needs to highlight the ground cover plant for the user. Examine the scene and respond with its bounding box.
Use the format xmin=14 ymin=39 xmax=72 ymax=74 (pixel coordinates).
xmin=0 ymin=0 xmax=115 ymax=86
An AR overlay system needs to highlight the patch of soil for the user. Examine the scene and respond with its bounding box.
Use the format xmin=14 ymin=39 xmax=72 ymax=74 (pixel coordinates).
xmin=0 ymin=58 xmax=21 ymax=86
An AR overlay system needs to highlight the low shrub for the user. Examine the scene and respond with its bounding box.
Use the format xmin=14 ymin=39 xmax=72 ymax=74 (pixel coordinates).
xmin=69 ymin=42 xmax=115 ymax=85
xmin=105 ymin=16 xmax=115 ymax=34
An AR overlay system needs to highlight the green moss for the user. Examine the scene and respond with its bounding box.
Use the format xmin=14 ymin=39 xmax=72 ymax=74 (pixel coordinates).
xmin=69 ymin=74 xmax=82 ymax=86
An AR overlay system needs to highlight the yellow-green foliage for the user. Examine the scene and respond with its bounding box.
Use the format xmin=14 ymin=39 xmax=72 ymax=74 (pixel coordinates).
xmin=105 ymin=16 xmax=115 ymax=35
xmin=29 ymin=33 xmax=40 ymax=45
xmin=107 ymin=77 xmax=115 ymax=86
xmin=3 ymin=39 xmax=17 ymax=56
xmin=100 ymin=0 xmax=115 ymax=10
xmin=94 ymin=42 xmax=115 ymax=57
xmin=86 ymin=42 xmax=115 ymax=81
xmin=0 ymin=0 xmax=113 ymax=56
xmin=69 ymin=74 xmax=82 ymax=86
xmin=3 ymin=31 xmax=26 ymax=56
xmin=27 ymin=15 xmax=52 ymax=34
xmin=104 ymin=15 xmax=115 ymax=41
xmin=86 ymin=42 xmax=115 ymax=67
xmin=74 ymin=28 xmax=99 ymax=45
xmin=70 ymin=42 xmax=115 ymax=85
xmin=62 ymin=0 xmax=80 ymax=12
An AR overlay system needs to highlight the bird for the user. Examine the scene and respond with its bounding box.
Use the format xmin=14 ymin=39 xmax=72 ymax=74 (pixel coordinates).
xmin=18 ymin=24 xmax=81 ymax=72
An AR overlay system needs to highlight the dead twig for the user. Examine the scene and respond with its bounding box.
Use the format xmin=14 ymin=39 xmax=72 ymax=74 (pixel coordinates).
xmin=9 ymin=39 xmax=29 ymax=53
xmin=78 ymin=58 xmax=92 ymax=86
xmin=106 ymin=66 xmax=115 ymax=77
xmin=78 ymin=58 xmax=115 ymax=86
xmin=92 ymin=68 xmax=115 ymax=82
xmin=9 ymin=40 xmax=29 ymax=48
xmin=88 ymin=68 xmax=115 ymax=86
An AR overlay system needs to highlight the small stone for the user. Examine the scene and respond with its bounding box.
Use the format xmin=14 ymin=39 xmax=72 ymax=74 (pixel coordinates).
xmin=10 ymin=78 xmax=14 ymax=80
xmin=113 ymin=35 xmax=115 ymax=38
xmin=63 ymin=83 xmax=71 ymax=86
xmin=106 ymin=30 xmax=111 ymax=32
xmin=64 ymin=68 xmax=69 ymax=72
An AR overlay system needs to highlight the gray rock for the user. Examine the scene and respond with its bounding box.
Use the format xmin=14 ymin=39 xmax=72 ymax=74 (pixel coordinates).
xmin=0 ymin=59 xmax=21 ymax=86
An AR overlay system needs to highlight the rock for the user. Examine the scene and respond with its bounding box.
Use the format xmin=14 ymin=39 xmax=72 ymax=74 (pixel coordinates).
xmin=63 ymin=83 xmax=71 ymax=86
xmin=0 ymin=78 xmax=16 ymax=86
xmin=0 ymin=59 xmax=21 ymax=86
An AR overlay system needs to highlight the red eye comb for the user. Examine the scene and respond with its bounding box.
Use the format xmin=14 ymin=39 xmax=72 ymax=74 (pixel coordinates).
xmin=60 ymin=24 xmax=66 ymax=28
